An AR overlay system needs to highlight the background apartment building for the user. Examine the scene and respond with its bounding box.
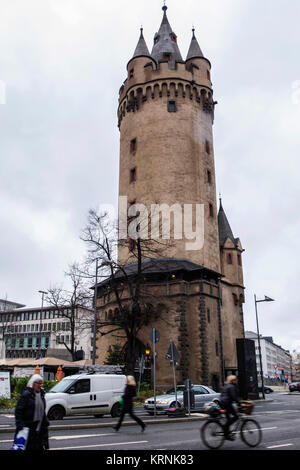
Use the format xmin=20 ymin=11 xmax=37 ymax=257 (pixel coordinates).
xmin=0 ymin=305 xmax=92 ymax=361
xmin=245 ymin=331 xmax=292 ymax=383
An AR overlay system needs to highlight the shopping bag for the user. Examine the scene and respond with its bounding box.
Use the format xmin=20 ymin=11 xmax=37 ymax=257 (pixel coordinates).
xmin=11 ymin=427 xmax=29 ymax=450
xmin=119 ymin=397 xmax=124 ymax=411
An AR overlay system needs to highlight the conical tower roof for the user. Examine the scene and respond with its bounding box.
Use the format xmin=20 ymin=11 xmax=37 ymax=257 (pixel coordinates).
xmin=132 ymin=28 xmax=151 ymax=59
xmin=151 ymin=5 xmax=183 ymax=66
xmin=218 ymin=199 xmax=237 ymax=247
xmin=186 ymin=28 xmax=204 ymax=60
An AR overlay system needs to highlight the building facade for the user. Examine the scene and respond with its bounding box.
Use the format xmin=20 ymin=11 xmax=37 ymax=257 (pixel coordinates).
xmin=0 ymin=306 xmax=92 ymax=360
xmin=95 ymin=5 xmax=245 ymax=389
xmin=245 ymin=331 xmax=292 ymax=383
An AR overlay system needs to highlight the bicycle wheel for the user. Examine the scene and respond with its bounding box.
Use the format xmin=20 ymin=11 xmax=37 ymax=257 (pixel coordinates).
xmin=240 ymin=418 xmax=262 ymax=447
xmin=201 ymin=420 xmax=225 ymax=450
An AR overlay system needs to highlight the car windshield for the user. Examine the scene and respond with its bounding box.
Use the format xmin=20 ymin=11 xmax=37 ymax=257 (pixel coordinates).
xmin=165 ymin=387 xmax=185 ymax=395
xmin=48 ymin=378 xmax=76 ymax=393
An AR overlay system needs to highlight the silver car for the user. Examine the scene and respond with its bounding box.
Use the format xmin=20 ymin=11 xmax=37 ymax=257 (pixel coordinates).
xmin=144 ymin=384 xmax=220 ymax=414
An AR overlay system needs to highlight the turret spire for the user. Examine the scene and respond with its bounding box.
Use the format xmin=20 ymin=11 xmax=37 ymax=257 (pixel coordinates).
xmin=131 ymin=26 xmax=151 ymax=60
xmin=151 ymin=4 xmax=183 ymax=68
xmin=186 ymin=27 xmax=204 ymax=60
xmin=218 ymin=200 xmax=237 ymax=247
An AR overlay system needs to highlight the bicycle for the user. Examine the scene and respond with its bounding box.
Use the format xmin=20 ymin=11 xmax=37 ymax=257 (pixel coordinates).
xmin=201 ymin=402 xmax=262 ymax=449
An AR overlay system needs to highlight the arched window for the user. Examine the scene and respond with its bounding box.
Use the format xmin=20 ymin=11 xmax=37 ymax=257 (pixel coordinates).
xmin=227 ymin=253 xmax=233 ymax=265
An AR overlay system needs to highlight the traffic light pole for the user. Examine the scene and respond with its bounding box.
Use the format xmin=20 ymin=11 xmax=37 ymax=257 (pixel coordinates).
xmin=153 ymin=329 xmax=157 ymax=417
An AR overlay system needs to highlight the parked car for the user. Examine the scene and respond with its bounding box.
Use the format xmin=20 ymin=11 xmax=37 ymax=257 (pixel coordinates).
xmin=258 ymin=384 xmax=274 ymax=394
xmin=45 ymin=373 xmax=126 ymax=420
xmin=144 ymin=385 xmax=220 ymax=415
xmin=289 ymin=382 xmax=300 ymax=392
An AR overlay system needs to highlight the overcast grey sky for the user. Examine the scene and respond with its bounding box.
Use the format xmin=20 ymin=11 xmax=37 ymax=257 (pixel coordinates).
xmin=0 ymin=0 xmax=299 ymax=352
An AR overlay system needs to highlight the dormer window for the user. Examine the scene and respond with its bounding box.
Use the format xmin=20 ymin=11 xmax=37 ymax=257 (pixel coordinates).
xmin=170 ymin=33 xmax=177 ymax=43
xmin=164 ymin=52 xmax=172 ymax=62
xmin=154 ymin=34 xmax=160 ymax=45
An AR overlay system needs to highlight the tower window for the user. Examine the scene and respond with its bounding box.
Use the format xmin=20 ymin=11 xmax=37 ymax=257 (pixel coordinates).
xmin=207 ymin=309 xmax=211 ymax=324
xmin=164 ymin=53 xmax=172 ymax=61
xmin=207 ymin=70 xmax=211 ymax=81
xmin=130 ymin=138 xmax=137 ymax=153
xmin=168 ymin=101 xmax=176 ymax=113
xmin=205 ymin=140 xmax=211 ymax=154
xmin=129 ymin=68 xmax=134 ymax=79
xmin=227 ymin=253 xmax=233 ymax=265
xmin=209 ymin=203 xmax=214 ymax=217
xmin=130 ymin=168 xmax=137 ymax=183
xmin=207 ymin=170 xmax=212 ymax=184
xmin=237 ymin=254 xmax=242 ymax=266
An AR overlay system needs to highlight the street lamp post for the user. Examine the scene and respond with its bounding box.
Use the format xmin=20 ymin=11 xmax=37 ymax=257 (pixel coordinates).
xmin=254 ymin=294 xmax=275 ymax=400
xmin=38 ymin=290 xmax=47 ymax=359
xmin=92 ymin=258 xmax=99 ymax=366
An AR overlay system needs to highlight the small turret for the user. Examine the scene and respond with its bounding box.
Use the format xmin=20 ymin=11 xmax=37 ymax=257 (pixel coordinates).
xmin=132 ymin=27 xmax=151 ymax=60
xmin=186 ymin=28 xmax=204 ymax=61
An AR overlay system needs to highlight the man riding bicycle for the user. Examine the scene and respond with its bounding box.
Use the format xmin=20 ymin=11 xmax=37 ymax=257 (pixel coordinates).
xmin=219 ymin=375 xmax=241 ymax=440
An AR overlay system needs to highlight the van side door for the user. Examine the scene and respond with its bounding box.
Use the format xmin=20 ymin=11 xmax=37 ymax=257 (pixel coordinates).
xmin=91 ymin=376 xmax=113 ymax=415
xmin=67 ymin=378 xmax=91 ymax=415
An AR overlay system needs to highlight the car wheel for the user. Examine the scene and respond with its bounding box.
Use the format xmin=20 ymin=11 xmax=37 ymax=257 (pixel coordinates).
xmin=111 ymin=403 xmax=121 ymax=418
xmin=265 ymin=389 xmax=270 ymax=394
xmin=48 ymin=405 xmax=65 ymax=421
xmin=213 ymin=400 xmax=220 ymax=407
xmin=170 ymin=401 xmax=181 ymax=408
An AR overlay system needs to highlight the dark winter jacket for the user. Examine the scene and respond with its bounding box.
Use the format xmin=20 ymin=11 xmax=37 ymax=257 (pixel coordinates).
xmin=219 ymin=383 xmax=240 ymax=407
xmin=15 ymin=387 xmax=49 ymax=450
xmin=122 ymin=385 xmax=136 ymax=411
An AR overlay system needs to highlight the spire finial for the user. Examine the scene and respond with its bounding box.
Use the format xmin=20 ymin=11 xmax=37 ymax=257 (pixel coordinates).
xmin=162 ymin=1 xmax=167 ymax=12
xmin=192 ymin=26 xmax=196 ymax=39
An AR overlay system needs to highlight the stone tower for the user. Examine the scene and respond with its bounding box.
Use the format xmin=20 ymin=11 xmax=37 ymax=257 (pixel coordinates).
xmin=96 ymin=5 xmax=245 ymax=389
xmin=118 ymin=6 xmax=219 ymax=272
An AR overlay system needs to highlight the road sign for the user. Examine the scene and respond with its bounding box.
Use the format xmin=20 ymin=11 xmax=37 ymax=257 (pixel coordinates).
xmin=166 ymin=341 xmax=181 ymax=362
xmin=150 ymin=328 xmax=160 ymax=344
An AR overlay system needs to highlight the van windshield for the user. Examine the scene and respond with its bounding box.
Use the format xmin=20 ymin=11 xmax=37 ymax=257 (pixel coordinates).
xmin=48 ymin=378 xmax=75 ymax=393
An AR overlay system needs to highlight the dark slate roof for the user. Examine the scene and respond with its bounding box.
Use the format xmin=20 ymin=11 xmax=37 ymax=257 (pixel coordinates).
xmin=97 ymin=258 xmax=221 ymax=287
xmin=132 ymin=28 xmax=151 ymax=59
xmin=186 ymin=29 xmax=204 ymax=60
xmin=218 ymin=200 xmax=238 ymax=247
xmin=151 ymin=6 xmax=183 ymax=66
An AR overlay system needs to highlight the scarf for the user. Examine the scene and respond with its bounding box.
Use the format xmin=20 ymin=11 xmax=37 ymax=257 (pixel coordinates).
xmin=33 ymin=391 xmax=44 ymax=432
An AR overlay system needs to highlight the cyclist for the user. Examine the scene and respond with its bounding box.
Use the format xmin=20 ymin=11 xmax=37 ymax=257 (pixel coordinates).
xmin=219 ymin=375 xmax=241 ymax=440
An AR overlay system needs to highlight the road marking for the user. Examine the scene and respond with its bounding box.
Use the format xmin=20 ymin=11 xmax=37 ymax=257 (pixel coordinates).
xmin=267 ymin=443 xmax=293 ymax=449
xmin=0 ymin=433 xmax=115 ymax=443
xmin=50 ymin=433 xmax=115 ymax=440
xmin=53 ymin=440 xmax=148 ymax=450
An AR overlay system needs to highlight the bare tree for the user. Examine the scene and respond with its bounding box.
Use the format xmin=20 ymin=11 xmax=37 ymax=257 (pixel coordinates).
xmin=46 ymin=263 xmax=92 ymax=361
xmin=80 ymin=208 xmax=173 ymax=374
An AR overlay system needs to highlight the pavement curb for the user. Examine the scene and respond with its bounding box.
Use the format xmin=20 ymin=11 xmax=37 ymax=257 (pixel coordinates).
xmin=0 ymin=415 xmax=207 ymax=434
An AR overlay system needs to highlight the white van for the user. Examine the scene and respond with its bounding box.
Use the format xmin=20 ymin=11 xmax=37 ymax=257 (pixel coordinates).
xmin=45 ymin=373 xmax=126 ymax=420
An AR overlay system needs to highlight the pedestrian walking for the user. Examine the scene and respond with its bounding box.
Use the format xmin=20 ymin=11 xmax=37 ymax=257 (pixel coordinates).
xmin=113 ymin=375 xmax=146 ymax=432
xmin=14 ymin=374 xmax=49 ymax=450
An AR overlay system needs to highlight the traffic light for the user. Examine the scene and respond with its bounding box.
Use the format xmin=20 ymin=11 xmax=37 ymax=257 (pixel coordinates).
xmin=145 ymin=345 xmax=151 ymax=366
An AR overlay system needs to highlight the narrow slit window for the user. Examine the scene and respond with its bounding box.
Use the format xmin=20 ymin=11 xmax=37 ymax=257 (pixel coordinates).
xmin=207 ymin=170 xmax=212 ymax=184
xmin=237 ymin=254 xmax=242 ymax=266
xmin=130 ymin=168 xmax=137 ymax=183
xmin=227 ymin=253 xmax=233 ymax=265
xmin=209 ymin=203 xmax=214 ymax=217
xmin=205 ymin=140 xmax=211 ymax=154
xmin=130 ymin=138 xmax=137 ymax=153
xmin=129 ymin=68 xmax=134 ymax=79
xmin=168 ymin=101 xmax=176 ymax=113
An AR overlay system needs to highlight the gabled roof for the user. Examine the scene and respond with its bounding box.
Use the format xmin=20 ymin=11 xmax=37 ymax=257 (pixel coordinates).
xmin=151 ymin=6 xmax=183 ymax=66
xmin=186 ymin=28 xmax=204 ymax=60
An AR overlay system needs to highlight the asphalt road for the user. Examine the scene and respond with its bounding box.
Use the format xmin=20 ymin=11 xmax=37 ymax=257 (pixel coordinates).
xmin=1 ymin=392 xmax=300 ymax=451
